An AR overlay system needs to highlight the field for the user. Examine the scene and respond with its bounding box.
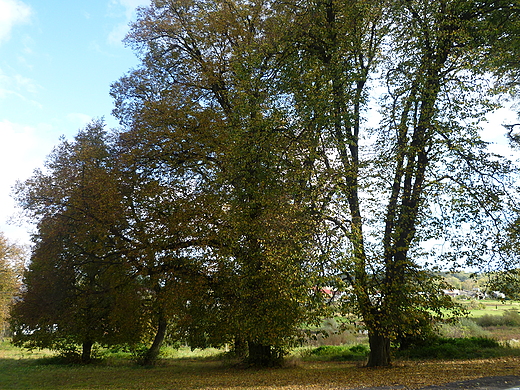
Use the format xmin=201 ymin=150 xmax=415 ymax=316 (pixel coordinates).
xmin=1 ymin=299 xmax=519 ymax=390
xmin=464 ymin=299 xmax=520 ymax=318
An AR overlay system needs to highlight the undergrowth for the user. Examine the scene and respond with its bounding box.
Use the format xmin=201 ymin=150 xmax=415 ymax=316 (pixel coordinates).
xmin=396 ymin=337 xmax=520 ymax=360
xmin=474 ymin=310 xmax=520 ymax=327
xmin=299 ymin=344 xmax=369 ymax=361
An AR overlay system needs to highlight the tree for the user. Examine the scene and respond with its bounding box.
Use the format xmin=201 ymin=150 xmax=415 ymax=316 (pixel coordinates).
xmin=0 ymin=233 xmax=25 ymax=338
xmin=112 ymin=0 xmax=325 ymax=366
xmin=278 ymin=0 xmax=519 ymax=366
xmin=11 ymin=121 xmax=145 ymax=363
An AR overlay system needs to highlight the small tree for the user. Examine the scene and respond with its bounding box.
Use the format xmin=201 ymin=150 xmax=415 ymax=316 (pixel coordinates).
xmin=0 ymin=233 xmax=25 ymax=339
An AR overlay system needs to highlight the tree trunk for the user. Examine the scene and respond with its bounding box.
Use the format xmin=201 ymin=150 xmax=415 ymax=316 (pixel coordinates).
xmin=247 ymin=342 xmax=282 ymax=367
xmin=234 ymin=336 xmax=248 ymax=359
xmin=142 ymin=316 xmax=168 ymax=366
xmin=366 ymin=332 xmax=391 ymax=367
xmin=81 ymin=340 xmax=93 ymax=363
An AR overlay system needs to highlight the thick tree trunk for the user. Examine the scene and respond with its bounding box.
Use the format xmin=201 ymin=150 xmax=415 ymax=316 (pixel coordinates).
xmin=234 ymin=336 xmax=248 ymax=359
xmin=142 ymin=316 xmax=168 ymax=366
xmin=366 ymin=332 xmax=391 ymax=367
xmin=246 ymin=342 xmax=282 ymax=367
xmin=81 ymin=340 xmax=93 ymax=363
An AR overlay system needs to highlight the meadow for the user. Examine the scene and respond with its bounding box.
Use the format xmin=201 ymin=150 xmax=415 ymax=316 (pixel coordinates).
xmin=1 ymin=299 xmax=519 ymax=390
xmin=464 ymin=299 xmax=520 ymax=318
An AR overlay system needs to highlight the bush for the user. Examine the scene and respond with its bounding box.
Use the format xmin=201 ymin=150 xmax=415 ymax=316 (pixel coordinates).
xmin=463 ymin=299 xmax=486 ymax=310
xmin=503 ymin=310 xmax=520 ymax=326
xmin=396 ymin=337 xmax=502 ymax=359
xmin=307 ymin=344 xmax=368 ymax=361
xmin=305 ymin=318 xmax=361 ymax=347
xmin=475 ymin=310 xmax=520 ymax=327
xmin=437 ymin=318 xmax=490 ymax=339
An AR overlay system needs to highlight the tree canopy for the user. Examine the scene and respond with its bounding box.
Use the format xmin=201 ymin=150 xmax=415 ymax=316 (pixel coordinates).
xmin=10 ymin=0 xmax=520 ymax=368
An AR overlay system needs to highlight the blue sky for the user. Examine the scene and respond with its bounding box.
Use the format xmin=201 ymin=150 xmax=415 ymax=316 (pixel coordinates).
xmin=0 ymin=0 xmax=518 ymax=248
xmin=0 ymin=0 xmax=148 ymax=245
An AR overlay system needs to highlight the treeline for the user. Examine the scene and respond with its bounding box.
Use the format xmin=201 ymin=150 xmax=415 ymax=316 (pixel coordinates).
xmin=441 ymin=271 xmax=520 ymax=299
xmin=8 ymin=0 xmax=520 ymax=367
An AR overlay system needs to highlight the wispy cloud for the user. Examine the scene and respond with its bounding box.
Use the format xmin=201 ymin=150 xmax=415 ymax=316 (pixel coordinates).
xmin=0 ymin=0 xmax=32 ymax=45
xmin=107 ymin=22 xmax=131 ymax=47
xmin=115 ymin=0 xmax=149 ymax=19
xmin=0 ymin=119 xmax=67 ymax=244
xmin=107 ymin=0 xmax=149 ymax=46
xmin=66 ymin=113 xmax=92 ymax=127
xmin=0 ymin=67 xmax=42 ymax=107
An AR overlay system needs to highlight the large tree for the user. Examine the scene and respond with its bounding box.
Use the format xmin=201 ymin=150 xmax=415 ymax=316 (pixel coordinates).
xmin=112 ymin=0 xmax=325 ymax=366
xmin=277 ymin=0 xmax=519 ymax=366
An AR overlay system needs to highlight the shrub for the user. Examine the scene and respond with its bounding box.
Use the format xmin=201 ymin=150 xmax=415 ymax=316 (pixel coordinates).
xmin=463 ymin=299 xmax=486 ymax=310
xmin=437 ymin=318 xmax=490 ymax=339
xmin=475 ymin=310 xmax=520 ymax=327
xmin=306 ymin=318 xmax=359 ymax=346
xmin=502 ymin=310 xmax=520 ymax=327
xmin=307 ymin=344 xmax=368 ymax=361
xmin=396 ymin=337 xmax=502 ymax=359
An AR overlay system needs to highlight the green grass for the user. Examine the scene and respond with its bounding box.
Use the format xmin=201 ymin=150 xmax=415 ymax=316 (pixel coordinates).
xmin=463 ymin=299 xmax=520 ymax=317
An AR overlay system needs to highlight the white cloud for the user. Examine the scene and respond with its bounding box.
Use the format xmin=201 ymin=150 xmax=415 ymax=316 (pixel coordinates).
xmin=0 ymin=0 xmax=32 ymax=45
xmin=114 ymin=0 xmax=149 ymax=19
xmin=13 ymin=73 xmax=40 ymax=94
xmin=108 ymin=22 xmax=131 ymax=46
xmin=67 ymin=112 xmax=92 ymax=127
xmin=0 ymin=67 xmax=42 ymax=108
xmin=0 ymin=120 xmax=51 ymax=244
xmin=107 ymin=0 xmax=149 ymax=46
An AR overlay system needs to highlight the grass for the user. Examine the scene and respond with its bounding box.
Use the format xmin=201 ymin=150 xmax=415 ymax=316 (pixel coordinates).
xmin=463 ymin=299 xmax=520 ymax=317
xmin=297 ymin=344 xmax=369 ymax=361
xmin=1 ymin=300 xmax=519 ymax=389
xmin=1 ymin=347 xmax=520 ymax=389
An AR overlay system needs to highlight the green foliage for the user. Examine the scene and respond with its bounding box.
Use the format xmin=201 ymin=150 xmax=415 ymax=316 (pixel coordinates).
xmin=307 ymin=318 xmax=361 ymax=346
xmin=0 ymin=233 xmax=25 ymax=338
xmin=111 ymin=0 xmax=328 ymax=366
xmin=9 ymin=0 xmax=520 ymax=370
xmin=307 ymin=344 xmax=369 ymax=361
xmin=438 ymin=318 xmax=491 ymax=339
xmin=10 ymin=121 xmax=146 ymax=362
xmin=396 ymin=337 xmax=506 ymax=360
xmin=486 ymin=269 xmax=520 ymax=300
xmin=474 ymin=310 xmax=520 ymax=328
xmin=463 ymin=300 xmax=486 ymax=310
